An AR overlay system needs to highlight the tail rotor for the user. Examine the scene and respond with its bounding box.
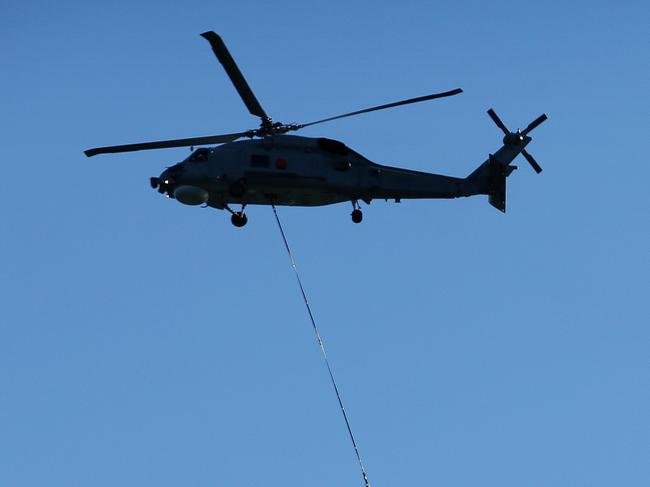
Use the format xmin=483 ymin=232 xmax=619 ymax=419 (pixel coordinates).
xmin=487 ymin=109 xmax=547 ymax=173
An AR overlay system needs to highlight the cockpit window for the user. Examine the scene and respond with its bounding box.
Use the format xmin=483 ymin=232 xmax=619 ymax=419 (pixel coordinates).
xmin=189 ymin=148 xmax=210 ymax=162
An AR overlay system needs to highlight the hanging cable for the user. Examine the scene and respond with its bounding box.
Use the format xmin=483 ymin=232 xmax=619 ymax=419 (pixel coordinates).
xmin=271 ymin=205 xmax=371 ymax=487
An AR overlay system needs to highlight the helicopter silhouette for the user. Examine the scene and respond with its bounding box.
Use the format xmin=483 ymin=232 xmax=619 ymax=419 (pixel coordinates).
xmin=85 ymin=31 xmax=547 ymax=227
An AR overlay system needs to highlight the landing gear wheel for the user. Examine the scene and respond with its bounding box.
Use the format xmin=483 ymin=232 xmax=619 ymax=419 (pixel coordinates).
xmin=351 ymin=209 xmax=363 ymax=224
xmin=231 ymin=212 xmax=248 ymax=227
xmin=229 ymin=180 xmax=246 ymax=198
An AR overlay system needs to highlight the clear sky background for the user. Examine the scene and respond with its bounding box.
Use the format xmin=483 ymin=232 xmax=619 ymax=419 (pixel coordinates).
xmin=1 ymin=1 xmax=648 ymax=486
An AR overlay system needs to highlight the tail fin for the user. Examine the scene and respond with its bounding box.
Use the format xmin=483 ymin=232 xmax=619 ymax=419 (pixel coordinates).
xmin=466 ymin=109 xmax=547 ymax=212
xmin=466 ymin=154 xmax=516 ymax=212
xmin=487 ymin=154 xmax=510 ymax=212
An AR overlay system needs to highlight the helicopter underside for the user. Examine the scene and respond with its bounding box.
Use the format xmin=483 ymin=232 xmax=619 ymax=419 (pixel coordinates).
xmin=211 ymin=191 xmax=349 ymax=208
xmin=205 ymin=177 xmax=352 ymax=209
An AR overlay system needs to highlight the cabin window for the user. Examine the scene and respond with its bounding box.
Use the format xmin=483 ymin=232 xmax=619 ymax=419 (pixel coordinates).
xmin=250 ymin=154 xmax=270 ymax=168
xmin=189 ymin=148 xmax=210 ymax=162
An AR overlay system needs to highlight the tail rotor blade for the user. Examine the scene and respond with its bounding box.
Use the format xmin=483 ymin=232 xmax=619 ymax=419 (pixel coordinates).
xmin=522 ymin=149 xmax=543 ymax=174
xmin=487 ymin=108 xmax=510 ymax=135
xmin=521 ymin=113 xmax=548 ymax=136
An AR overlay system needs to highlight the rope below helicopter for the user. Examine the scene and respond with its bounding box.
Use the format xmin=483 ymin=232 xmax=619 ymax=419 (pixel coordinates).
xmin=271 ymin=205 xmax=371 ymax=487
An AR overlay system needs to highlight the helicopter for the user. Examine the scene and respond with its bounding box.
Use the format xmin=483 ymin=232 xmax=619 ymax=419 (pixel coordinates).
xmin=85 ymin=31 xmax=547 ymax=227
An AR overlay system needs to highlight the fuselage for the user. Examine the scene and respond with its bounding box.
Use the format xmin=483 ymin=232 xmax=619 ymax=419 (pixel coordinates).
xmin=156 ymin=135 xmax=472 ymax=209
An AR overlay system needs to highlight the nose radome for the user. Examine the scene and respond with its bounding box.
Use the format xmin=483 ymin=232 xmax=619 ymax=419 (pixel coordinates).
xmin=173 ymin=185 xmax=209 ymax=205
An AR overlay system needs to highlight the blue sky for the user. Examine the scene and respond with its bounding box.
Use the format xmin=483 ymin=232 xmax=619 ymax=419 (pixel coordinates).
xmin=1 ymin=1 xmax=648 ymax=486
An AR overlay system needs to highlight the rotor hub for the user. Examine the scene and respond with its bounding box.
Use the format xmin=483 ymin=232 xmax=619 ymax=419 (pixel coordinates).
xmin=503 ymin=131 xmax=524 ymax=146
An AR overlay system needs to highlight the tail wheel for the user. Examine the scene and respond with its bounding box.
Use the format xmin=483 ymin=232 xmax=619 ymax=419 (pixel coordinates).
xmin=351 ymin=209 xmax=363 ymax=224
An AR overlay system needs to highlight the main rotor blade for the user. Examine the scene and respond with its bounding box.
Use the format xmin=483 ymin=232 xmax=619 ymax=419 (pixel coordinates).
xmin=487 ymin=108 xmax=510 ymax=135
xmin=200 ymin=31 xmax=270 ymax=123
xmin=84 ymin=132 xmax=247 ymax=157
xmin=521 ymin=113 xmax=548 ymax=136
xmin=297 ymin=88 xmax=463 ymax=129
xmin=521 ymin=149 xmax=543 ymax=174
